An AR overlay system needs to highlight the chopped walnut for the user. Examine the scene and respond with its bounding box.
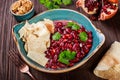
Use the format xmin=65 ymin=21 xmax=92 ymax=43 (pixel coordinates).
xmin=11 ymin=0 xmax=33 ymax=15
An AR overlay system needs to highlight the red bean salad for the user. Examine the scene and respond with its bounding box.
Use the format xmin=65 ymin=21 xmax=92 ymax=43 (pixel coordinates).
xmin=45 ymin=20 xmax=93 ymax=69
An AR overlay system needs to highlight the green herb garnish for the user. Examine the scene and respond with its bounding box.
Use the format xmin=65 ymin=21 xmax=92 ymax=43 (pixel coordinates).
xmin=72 ymin=24 xmax=80 ymax=30
xmin=62 ymin=0 xmax=72 ymax=5
xmin=58 ymin=50 xmax=76 ymax=65
xmin=67 ymin=22 xmax=74 ymax=27
xmin=66 ymin=22 xmax=80 ymax=30
xmin=44 ymin=1 xmax=54 ymax=9
xmin=39 ymin=0 xmax=72 ymax=9
xmin=58 ymin=52 xmax=69 ymax=65
xmin=79 ymin=32 xmax=88 ymax=42
xmin=53 ymin=0 xmax=62 ymax=5
xmin=52 ymin=32 xmax=61 ymax=40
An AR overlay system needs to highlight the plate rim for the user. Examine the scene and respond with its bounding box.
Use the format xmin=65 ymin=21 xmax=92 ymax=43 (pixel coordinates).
xmin=12 ymin=9 xmax=105 ymax=73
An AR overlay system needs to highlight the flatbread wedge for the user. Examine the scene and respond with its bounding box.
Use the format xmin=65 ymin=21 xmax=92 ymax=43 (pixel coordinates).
xmin=94 ymin=41 xmax=120 ymax=80
xmin=18 ymin=19 xmax=54 ymax=67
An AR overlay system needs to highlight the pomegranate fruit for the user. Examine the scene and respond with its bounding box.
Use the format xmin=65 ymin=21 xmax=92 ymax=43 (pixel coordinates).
xmin=76 ymin=0 xmax=118 ymax=20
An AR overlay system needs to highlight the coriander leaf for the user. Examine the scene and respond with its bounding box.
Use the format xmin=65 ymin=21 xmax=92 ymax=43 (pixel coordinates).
xmin=66 ymin=22 xmax=80 ymax=30
xmin=58 ymin=50 xmax=77 ymax=65
xmin=44 ymin=1 xmax=54 ymax=9
xmin=53 ymin=4 xmax=60 ymax=9
xmin=67 ymin=22 xmax=74 ymax=27
xmin=58 ymin=51 xmax=69 ymax=65
xmin=72 ymin=24 xmax=80 ymax=30
xmin=66 ymin=51 xmax=76 ymax=60
xmin=59 ymin=52 xmax=65 ymax=58
xmin=58 ymin=58 xmax=69 ymax=65
xmin=79 ymin=32 xmax=88 ymax=42
xmin=52 ymin=32 xmax=61 ymax=40
xmin=39 ymin=0 xmax=46 ymax=4
xmin=62 ymin=0 xmax=72 ymax=5
xmin=39 ymin=0 xmax=72 ymax=9
xmin=53 ymin=0 xmax=62 ymax=5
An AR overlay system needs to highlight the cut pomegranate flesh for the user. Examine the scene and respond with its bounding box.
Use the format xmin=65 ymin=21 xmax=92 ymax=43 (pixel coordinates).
xmin=85 ymin=0 xmax=99 ymax=12
xmin=45 ymin=20 xmax=93 ymax=69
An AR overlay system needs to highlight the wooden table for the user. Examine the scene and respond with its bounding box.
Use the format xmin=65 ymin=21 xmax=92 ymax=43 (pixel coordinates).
xmin=0 ymin=0 xmax=120 ymax=80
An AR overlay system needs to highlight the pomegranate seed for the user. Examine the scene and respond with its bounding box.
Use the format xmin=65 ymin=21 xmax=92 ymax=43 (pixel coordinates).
xmin=63 ymin=39 xmax=67 ymax=42
xmin=83 ymin=46 xmax=89 ymax=53
xmin=86 ymin=43 xmax=92 ymax=48
xmin=78 ymin=29 xmax=82 ymax=33
xmin=68 ymin=44 xmax=73 ymax=50
xmin=106 ymin=11 xmax=111 ymax=15
xmin=66 ymin=28 xmax=71 ymax=33
xmin=56 ymin=22 xmax=63 ymax=27
xmin=71 ymin=31 xmax=78 ymax=39
xmin=77 ymin=52 xmax=81 ymax=58
xmin=88 ymin=31 xmax=92 ymax=38
xmin=52 ymin=55 xmax=58 ymax=63
xmin=60 ymin=42 xmax=64 ymax=47
xmin=73 ymin=39 xmax=79 ymax=43
xmin=55 ymin=48 xmax=60 ymax=54
xmin=72 ymin=43 xmax=79 ymax=51
xmin=57 ymin=62 xmax=66 ymax=68
xmin=70 ymin=58 xmax=79 ymax=63
xmin=87 ymin=38 xmax=92 ymax=43
xmin=68 ymin=34 xmax=73 ymax=39
xmin=110 ymin=5 xmax=116 ymax=10
xmin=51 ymin=65 xmax=57 ymax=69
xmin=63 ymin=30 xmax=67 ymax=34
xmin=79 ymin=43 xmax=82 ymax=47
xmin=58 ymin=28 xmax=63 ymax=34
xmin=81 ymin=27 xmax=85 ymax=31
xmin=69 ymin=63 xmax=74 ymax=67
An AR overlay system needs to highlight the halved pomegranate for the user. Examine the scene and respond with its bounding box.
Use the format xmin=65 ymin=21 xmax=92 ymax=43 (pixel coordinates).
xmin=99 ymin=0 xmax=118 ymax=20
xmin=76 ymin=0 xmax=99 ymax=14
xmin=76 ymin=0 xmax=118 ymax=20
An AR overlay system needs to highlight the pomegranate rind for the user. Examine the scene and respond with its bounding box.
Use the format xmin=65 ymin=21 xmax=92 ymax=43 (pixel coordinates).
xmin=99 ymin=7 xmax=118 ymax=20
xmin=76 ymin=0 xmax=83 ymax=8
xmin=108 ymin=0 xmax=118 ymax=3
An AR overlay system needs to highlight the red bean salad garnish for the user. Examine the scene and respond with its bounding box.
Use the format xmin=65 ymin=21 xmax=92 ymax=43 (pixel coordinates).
xmin=45 ymin=20 xmax=93 ymax=69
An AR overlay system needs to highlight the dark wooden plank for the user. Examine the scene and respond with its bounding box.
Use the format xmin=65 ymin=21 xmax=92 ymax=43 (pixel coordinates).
xmin=0 ymin=0 xmax=120 ymax=80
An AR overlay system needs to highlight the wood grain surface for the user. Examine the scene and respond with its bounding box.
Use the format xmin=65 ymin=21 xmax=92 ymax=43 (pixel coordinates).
xmin=0 ymin=0 xmax=120 ymax=80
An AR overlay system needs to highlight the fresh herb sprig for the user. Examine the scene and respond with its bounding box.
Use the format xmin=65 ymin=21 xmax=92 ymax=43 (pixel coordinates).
xmin=79 ymin=32 xmax=88 ymax=42
xmin=66 ymin=22 xmax=80 ymax=30
xmin=39 ymin=0 xmax=72 ymax=9
xmin=58 ymin=50 xmax=76 ymax=65
xmin=52 ymin=32 xmax=61 ymax=40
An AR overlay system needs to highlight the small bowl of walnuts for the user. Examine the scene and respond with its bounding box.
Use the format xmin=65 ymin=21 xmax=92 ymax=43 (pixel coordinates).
xmin=10 ymin=0 xmax=34 ymax=22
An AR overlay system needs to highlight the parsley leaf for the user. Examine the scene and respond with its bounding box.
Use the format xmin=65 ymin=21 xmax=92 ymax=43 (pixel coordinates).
xmin=44 ymin=1 xmax=54 ymax=9
xmin=53 ymin=0 xmax=62 ymax=5
xmin=72 ymin=24 xmax=80 ymax=30
xmin=39 ymin=0 xmax=72 ymax=9
xmin=58 ymin=52 xmax=69 ymax=65
xmin=67 ymin=22 xmax=74 ymax=27
xmin=65 ymin=50 xmax=76 ymax=60
xmin=53 ymin=4 xmax=60 ymax=9
xmin=52 ymin=32 xmax=61 ymax=40
xmin=39 ymin=0 xmax=46 ymax=4
xmin=79 ymin=32 xmax=88 ymax=42
xmin=58 ymin=50 xmax=76 ymax=65
xmin=66 ymin=22 xmax=80 ymax=30
xmin=62 ymin=0 xmax=72 ymax=5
